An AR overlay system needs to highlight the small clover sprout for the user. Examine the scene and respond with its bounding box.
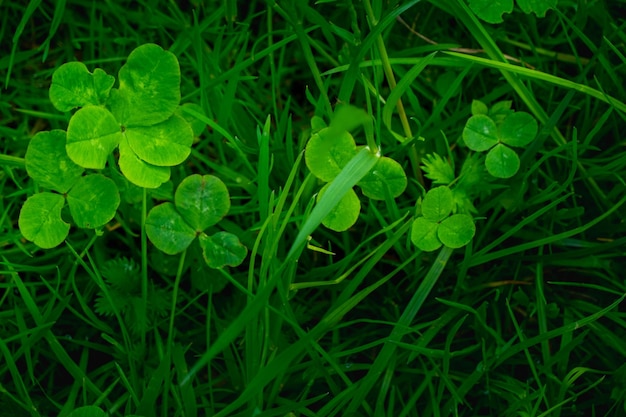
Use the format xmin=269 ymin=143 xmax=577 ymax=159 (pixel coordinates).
xmin=410 ymin=186 xmax=476 ymax=252
xmin=463 ymin=101 xmax=539 ymax=179
xmin=304 ymin=105 xmax=407 ymax=231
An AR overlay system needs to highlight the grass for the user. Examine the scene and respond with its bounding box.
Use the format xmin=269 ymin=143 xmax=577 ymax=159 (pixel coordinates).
xmin=1 ymin=0 xmax=626 ymax=416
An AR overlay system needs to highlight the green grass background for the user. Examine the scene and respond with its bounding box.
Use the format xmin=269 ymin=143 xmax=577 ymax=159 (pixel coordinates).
xmin=1 ymin=0 xmax=626 ymax=416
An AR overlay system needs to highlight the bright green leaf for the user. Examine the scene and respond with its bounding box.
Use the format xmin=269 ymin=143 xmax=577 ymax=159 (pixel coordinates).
xmin=117 ymin=43 xmax=181 ymax=126
xmin=438 ymin=214 xmax=476 ymax=248
xmin=471 ymin=100 xmax=489 ymax=116
xmin=463 ymin=114 xmax=498 ymax=152
xmin=49 ymin=62 xmax=114 ymax=111
xmin=25 ymin=130 xmax=84 ymax=193
xmin=358 ymin=156 xmax=407 ymax=200
xmin=67 ymin=174 xmax=120 ymax=228
xmin=498 ymin=111 xmax=538 ymax=147
xmin=318 ymin=183 xmax=360 ymax=232
xmin=485 ymin=144 xmax=520 ymax=178
xmin=118 ymin=136 xmax=170 ymax=188
xmin=328 ymin=104 xmax=372 ymax=134
xmin=66 ymin=106 xmax=122 ymax=169
xmin=125 ymin=114 xmax=193 ymax=166
xmin=305 ymin=127 xmax=357 ymax=182
xmin=410 ymin=217 xmax=441 ymax=252
xmin=468 ymin=0 xmax=514 ymax=23
xmin=517 ymin=0 xmax=557 ymax=17
xmin=199 ymin=231 xmax=248 ymax=268
xmin=421 ymin=153 xmax=455 ymax=185
xmin=175 ymin=174 xmax=230 ymax=232
xmin=145 ymin=202 xmax=196 ymax=255
xmin=421 ymin=186 xmax=453 ymax=223
xmin=18 ymin=192 xmax=69 ymax=249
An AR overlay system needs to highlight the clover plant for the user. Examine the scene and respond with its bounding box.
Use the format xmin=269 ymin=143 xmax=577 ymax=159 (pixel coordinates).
xmin=145 ymin=174 xmax=247 ymax=268
xmin=410 ymin=186 xmax=475 ymax=252
xmin=304 ymin=105 xmax=407 ymax=231
xmin=462 ymin=100 xmax=539 ymax=179
xmin=18 ymin=43 xmax=246 ymax=270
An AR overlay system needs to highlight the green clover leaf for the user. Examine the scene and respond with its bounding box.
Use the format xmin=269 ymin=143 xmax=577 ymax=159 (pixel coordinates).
xmin=118 ymin=136 xmax=171 ymax=189
xmin=66 ymin=174 xmax=120 ymax=229
xmin=357 ymin=156 xmax=407 ymax=200
xmin=49 ymin=62 xmax=115 ymax=112
xmin=175 ymin=174 xmax=231 ymax=232
xmin=411 ymin=217 xmax=442 ymax=252
xmin=25 ymin=130 xmax=84 ymax=193
xmin=18 ymin=193 xmax=70 ymax=249
xmin=438 ymin=214 xmax=476 ymax=248
xmin=116 ymin=43 xmax=181 ymax=126
xmin=305 ymin=127 xmax=357 ymax=182
xmin=125 ymin=114 xmax=193 ymax=166
xmin=66 ymin=106 xmax=122 ymax=169
xmin=498 ymin=111 xmax=538 ymax=147
xmin=463 ymin=114 xmax=498 ymax=152
xmin=421 ymin=186 xmax=453 ymax=223
xmin=318 ymin=183 xmax=361 ymax=232
xmin=145 ymin=202 xmax=197 ymax=255
xmin=485 ymin=143 xmax=520 ymax=179
xmin=199 ymin=232 xmax=248 ymax=269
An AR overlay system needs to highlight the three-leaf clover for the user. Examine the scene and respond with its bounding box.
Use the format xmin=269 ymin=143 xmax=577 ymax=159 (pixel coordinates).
xmin=145 ymin=174 xmax=247 ymax=268
xmin=19 ymin=130 xmax=120 ymax=248
xmin=304 ymin=106 xmax=407 ymax=231
xmin=463 ymin=101 xmax=538 ymax=179
xmin=410 ymin=186 xmax=475 ymax=252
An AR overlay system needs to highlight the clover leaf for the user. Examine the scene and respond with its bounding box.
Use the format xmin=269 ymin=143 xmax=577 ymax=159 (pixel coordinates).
xmin=463 ymin=114 xmax=498 ymax=152
xmin=174 ymin=174 xmax=230 ymax=232
xmin=305 ymin=127 xmax=357 ymax=182
xmin=145 ymin=175 xmax=247 ymax=268
xmin=145 ymin=203 xmax=197 ymax=255
xmin=317 ymin=183 xmax=361 ymax=232
xmin=66 ymin=106 xmax=122 ymax=169
xmin=25 ymin=130 xmax=84 ymax=193
xmin=125 ymin=114 xmax=193 ymax=166
xmin=463 ymin=104 xmax=538 ymax=179
xmin=421 ymin=186 xmax=453 ymax=222
xmin=199 ymin=232 xmax=249 ymax=269
xmin=357 ymin=156 xmax=407 ymax=200
xmin=49 ymin=62 xmax=115 ymax=112
xmin=411 ymin=186 xmax=476 ymax=252
xmin=66 ymin=174 xmax=120 ymax=229
xmin=18 ymin=193 xmax=70 ymax=249
xmin=115 ymin=43 xmax=181 ymax=126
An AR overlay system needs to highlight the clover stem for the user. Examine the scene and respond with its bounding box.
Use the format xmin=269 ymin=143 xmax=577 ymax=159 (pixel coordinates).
xmin=167 ymin=248 xmax=186 ymax=353
xmin=362 ymin=0 xmax=424 ymax=185
xmin=141 ymin=187 xmax=148 ymax=346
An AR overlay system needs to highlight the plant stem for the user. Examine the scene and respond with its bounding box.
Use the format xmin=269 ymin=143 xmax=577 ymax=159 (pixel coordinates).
xmin=141 ymin=187 xmax=148 ymax=348
xmin=362 ymin=0 xmax=424 ymax=184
